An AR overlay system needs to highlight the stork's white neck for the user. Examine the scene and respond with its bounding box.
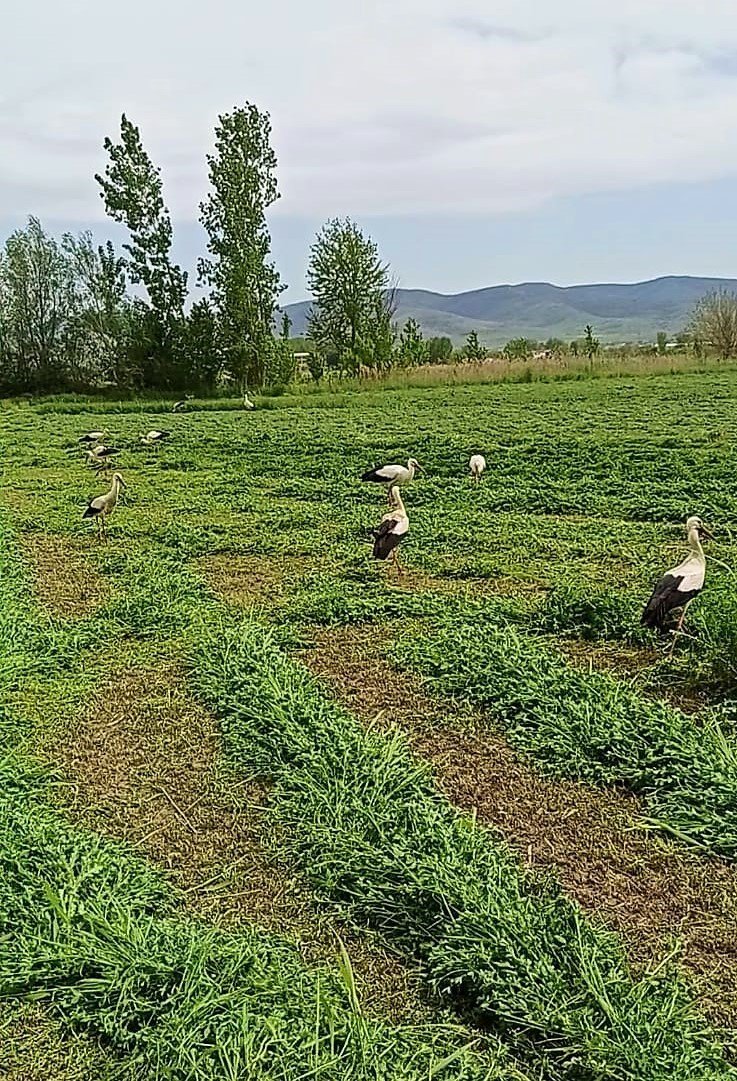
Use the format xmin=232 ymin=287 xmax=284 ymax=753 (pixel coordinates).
xmin=390 ymin=488 xmax=406 ymax=515
xmin=687 ymin=527 xmax=705 ymax=561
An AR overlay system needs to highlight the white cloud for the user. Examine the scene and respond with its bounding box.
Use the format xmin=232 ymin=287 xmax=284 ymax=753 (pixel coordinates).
xmin=2 ymin=0 xmax=737 ymax=221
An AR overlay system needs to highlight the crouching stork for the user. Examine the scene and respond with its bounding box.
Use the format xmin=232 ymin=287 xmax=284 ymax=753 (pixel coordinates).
xmin=85 ymin=445 xmax=119 ymax=472
xmin=140 ymin=429 xmax=170 ymax=445
xmin=371 ymin=485 xmax=409 ymax=572
xmin=642 ymin=515 xmax=712 ymax=640
xmin=362 ymin=458 xmax=421 ymax=503
xmin=469 ymin=454 xmax=486 ymax=482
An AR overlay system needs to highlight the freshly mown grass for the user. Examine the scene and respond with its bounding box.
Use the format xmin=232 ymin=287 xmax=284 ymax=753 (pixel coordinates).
xmin=0 ymin=522 xmax=520 ymax=1081
xmin=6 ymin=370 xmax=737 ymax=1075
xmin=394 ymin=619 xmax=737 ymax=857
xmin=535 ymin=576 xmax=737 ymax=692
xmin=193 ymin=616 xmax=732 ymax=1081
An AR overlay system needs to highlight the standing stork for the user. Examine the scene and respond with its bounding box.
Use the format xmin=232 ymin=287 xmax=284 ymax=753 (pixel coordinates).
xmin=82 ymin=472 xmax=126 ymax=540
xmin=371 ymin=485 xmax=409 ymax=572
xmin=140 ymin=429 xmax=170 ymax=445
xmin=469 ymin=454 xmax=486 ymax=482
xmin=362 ymin=458 xmax=421 ymax=502
xmin=641 ymin=515 xmax=712 ymax=638
xmin=243 ymin=393 xmax=256 ymax=411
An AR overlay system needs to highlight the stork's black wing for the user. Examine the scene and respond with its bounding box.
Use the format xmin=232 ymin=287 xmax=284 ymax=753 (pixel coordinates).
xmin=372 ymin=517 xmax=402 ymax=560
xmin=362 ymin=466 xmax=388 ymax=483
xmin=641 ymin=573 xmax=701 ymax=631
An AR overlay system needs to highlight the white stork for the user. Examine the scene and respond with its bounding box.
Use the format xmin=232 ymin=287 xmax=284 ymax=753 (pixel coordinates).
xmin=82 ymin=472 xmax=126 ymax=540
xmin=140 ymin=429 xmax=170 ymax=445
xmin=172 ymin=396 xmax=193 ymax=413
xmin=84 ymin=445 xmax=120 ymax=472
xmin=371 ymin=485 xmax=409 ymax=572
xmin=243 ymin=394 xmax=256 ymax=411
xmin=469 ymin=454 xmax=486 ymax=482
xmin=78 ymin=430 xmax=107 ymax=444
xmin=642 ymin=515 xmax=712 ymax=637
xmin=362 ymin=458 xmax=421 ymax=502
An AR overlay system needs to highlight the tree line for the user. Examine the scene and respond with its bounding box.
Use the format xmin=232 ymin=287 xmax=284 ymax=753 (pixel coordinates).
xmin=2 ymin=101 xmax=737 ymax=395
xmin=0 ymin=105 xmax=452 ymax=395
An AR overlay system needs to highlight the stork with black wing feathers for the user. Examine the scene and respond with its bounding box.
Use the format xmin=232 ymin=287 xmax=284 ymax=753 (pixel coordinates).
xmin=371 ymin=485 xmax=409 ymax=572
xmin=642 ymin=515 xmax=712 ymax=638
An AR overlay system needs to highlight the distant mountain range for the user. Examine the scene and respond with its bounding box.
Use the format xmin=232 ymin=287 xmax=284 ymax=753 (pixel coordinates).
xmin=283 ymin=275 xmax=737 ymax=346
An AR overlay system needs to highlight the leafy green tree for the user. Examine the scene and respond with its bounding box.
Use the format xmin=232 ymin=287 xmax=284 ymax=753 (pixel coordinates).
xmin=427 ymin=335 xmax=453 ymax=362
xmin=584 ymin=324 xmax=600 ymax=368
xmin=690 ymin=290 xmax=737 ymax=358
xmin=280 ymin=311 xmax=292 ymax=340
xmin=96 ymin=114 xmax=187 ymax=343
xmin=305 ymin=351 xmax=325 ymax=383
xmin=570 ymin=339 xmax=579 ymax=357
xmin=503 ymin=337 xmax=534 ymax=361
xmin=307 ymin=218 xmax=394 ymax=373
xmin=62 ymin=232 xmax=132 ymax=387
xmin=0 ymin=217 xmax=78 ymax=391
xmin=199 ymin=104 xmax=283 ymax=389
xmin=464 ymin=330 xmax=486 ymax=361
xmin=396 ymin=317 xmax=428 ymax=367
xmin=544 ymin=337 xmax=566 ymax=356
xmin=656 ymin=331 xmax=668 ymax=355
xmin=185 ymin=298 xmax=224 ymax=391
xmin=264 ymin=337 xmax=296 ymax=388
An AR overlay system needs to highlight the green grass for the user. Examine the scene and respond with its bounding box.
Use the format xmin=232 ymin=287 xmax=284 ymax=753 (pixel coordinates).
xmin=5 ymin=369 xmax=737 ymax=1075
xmin=0 ymin=520 xmax=524 ymax=1081
xmin=193 ymin=616 xmax=731 ymax=1081
xmin=394 ymin=619 xmax=737 ymax=857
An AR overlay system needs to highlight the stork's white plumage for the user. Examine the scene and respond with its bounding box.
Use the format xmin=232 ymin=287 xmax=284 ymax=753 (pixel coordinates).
xmin=82 ymin=472 xmax=126 ymax=540
xmin=469 ymin=454 xmax=486 ymax=482
xmin=85 ymin=445 xmax=119 ymax=471
xmin=371 ymin=485 xmax=409 ymax=571
xmin=362 ymin=458 xmax=421 ymax=501
xmin=79 ymin=430 xmax=107 ymax=444
xmin=140 ymin=429 xmax=170 ymax=445
xmin=243 ymin=394 xmax=255 ymax=410
xmin=641 ymin=515 xmax=712 ymax=635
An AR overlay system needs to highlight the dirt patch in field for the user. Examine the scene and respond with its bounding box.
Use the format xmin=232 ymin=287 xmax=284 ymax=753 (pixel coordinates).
xmin=388 ymin=569 xmax=542 ymax=597
xmin=45 ymin=661 xmax=433 ymax=1028
xmin=197 ymin=553 xmax=310 ymax=607
xmin=557 ymin=636 xmax=657 ymax=676
xmin=300 ymin=624 xmax=737 ymax=1034
xmin=0 ymin=1003 xmax=120 ymax=1081
xmin=557 ymin=637 xmax=710 ymax=714
xmin=22 ymin=534 xmax=108 ymax=618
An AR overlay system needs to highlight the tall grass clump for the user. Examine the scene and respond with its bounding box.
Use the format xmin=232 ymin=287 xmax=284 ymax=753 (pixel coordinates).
xmin=535 ymin=581 xmax=649 ymax=643
xmin=192 ymin=617 xmax=732 ymax=1081
xmin=395 ymin=621 xmax=737 ymax=857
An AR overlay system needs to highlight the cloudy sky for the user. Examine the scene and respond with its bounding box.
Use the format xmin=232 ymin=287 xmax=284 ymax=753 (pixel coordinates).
xmin=3 ymin=0 xmax=737 ymax=299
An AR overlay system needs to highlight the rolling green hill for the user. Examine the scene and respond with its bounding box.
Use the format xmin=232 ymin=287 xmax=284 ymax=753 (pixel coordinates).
xmin=283 ymin=275 xmax=737 ymax=346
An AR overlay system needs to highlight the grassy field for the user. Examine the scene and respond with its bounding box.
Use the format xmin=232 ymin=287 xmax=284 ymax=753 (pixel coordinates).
xmin=2 ymin=368 xmax=737 ymax=1079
